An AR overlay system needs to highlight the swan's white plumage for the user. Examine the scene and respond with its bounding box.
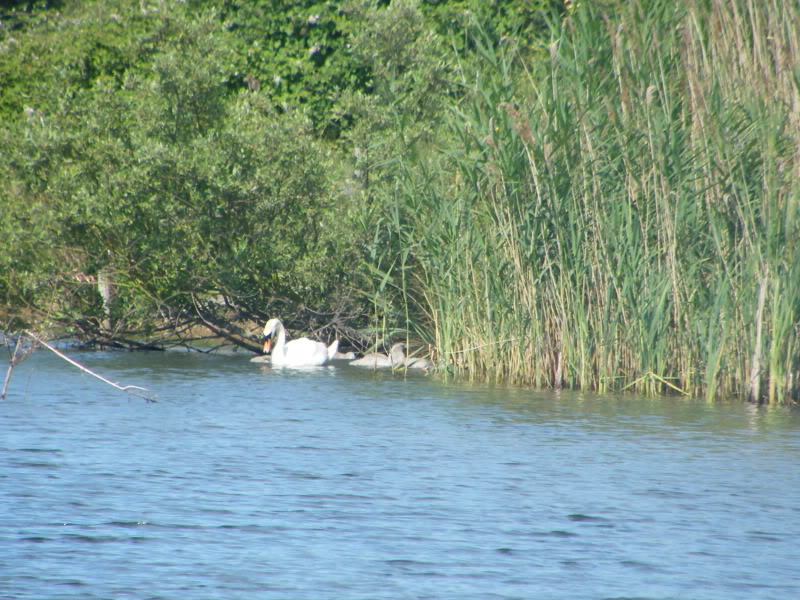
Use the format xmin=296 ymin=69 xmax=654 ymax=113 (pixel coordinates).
xmin=263 ymin=318 xmax=338 ymax=367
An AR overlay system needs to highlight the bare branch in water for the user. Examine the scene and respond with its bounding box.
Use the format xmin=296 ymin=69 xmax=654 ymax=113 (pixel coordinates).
xmin=2 ymin=334 xmax=39 ymax=400
xmin=24 ymin=331 xmax=157 ymax=402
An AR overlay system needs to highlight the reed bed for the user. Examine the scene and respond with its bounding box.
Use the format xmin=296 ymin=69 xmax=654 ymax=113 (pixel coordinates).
xmin=377 ymin=0 xmax=800 ymax=403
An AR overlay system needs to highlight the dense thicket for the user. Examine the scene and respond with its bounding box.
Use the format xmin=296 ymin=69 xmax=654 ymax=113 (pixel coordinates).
xmin=0 ymin=0 xmax=556 ymax=346
xmin=1 ymin=0 xmax=797 ymax=403
xmin=376 ymin=0 xmax=800 ymax=403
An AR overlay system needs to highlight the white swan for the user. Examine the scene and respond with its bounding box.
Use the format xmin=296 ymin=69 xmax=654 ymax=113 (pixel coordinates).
xmin=262 ymin=318 xmax=339 ymax=367
xmin=349 ymin=343 xmax=407 ymax=368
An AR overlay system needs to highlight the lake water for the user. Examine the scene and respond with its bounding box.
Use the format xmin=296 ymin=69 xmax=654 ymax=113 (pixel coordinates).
xmin=1 ymin=349 xmax=799 ymax=599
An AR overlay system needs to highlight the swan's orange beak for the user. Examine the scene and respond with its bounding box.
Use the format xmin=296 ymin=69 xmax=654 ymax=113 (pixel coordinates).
xmin=263 ymin=338 xmax=272 ymax=354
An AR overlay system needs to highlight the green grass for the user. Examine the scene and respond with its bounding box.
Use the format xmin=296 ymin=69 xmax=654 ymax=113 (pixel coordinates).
xmin=372 ymin=0 xmax=800 ymax=403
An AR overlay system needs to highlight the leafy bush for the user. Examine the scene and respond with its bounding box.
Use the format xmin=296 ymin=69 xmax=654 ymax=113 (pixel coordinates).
xmin=1 ymin=6 xmax=357 ymax=336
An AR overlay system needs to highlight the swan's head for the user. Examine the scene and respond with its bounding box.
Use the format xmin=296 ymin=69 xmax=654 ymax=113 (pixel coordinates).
xmin=262 ymin=318 xmax=281 ymax=354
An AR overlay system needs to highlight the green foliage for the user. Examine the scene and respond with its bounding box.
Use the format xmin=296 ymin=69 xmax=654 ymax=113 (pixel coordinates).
xmin=1 ymin=0 xmax=557 ymax=134
xmin=212 ymin=0 xmax=372 ymax=139
xmin=201 ymin=0 xmax=557 ymax=137
xmin=0 ymin=1 xmax=159 ymax=120
xmin=419 ymin=0 xmax=560 ymax=52
xmin=0 ymin=4 xmax=358 ymax=335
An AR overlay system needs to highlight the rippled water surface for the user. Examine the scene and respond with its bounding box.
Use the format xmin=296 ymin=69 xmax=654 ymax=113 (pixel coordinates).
xmin=2 ymin=349 xmax=799 ymax=599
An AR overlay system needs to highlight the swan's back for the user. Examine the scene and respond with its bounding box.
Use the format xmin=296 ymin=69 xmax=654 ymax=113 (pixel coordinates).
xmin=349 ymin=351 xmax=392 ymax=367
xmin=273 ymin=337 xmax=333 ymax=367
xmin=403 ymin=356 xmax=432 ymax=369
xmin=350 ymin=343 xmax=406 ymax=368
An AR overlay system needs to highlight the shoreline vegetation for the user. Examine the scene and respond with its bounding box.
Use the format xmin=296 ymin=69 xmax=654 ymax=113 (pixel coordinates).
xmin=1 ymin=0 xmax=798 ymax=404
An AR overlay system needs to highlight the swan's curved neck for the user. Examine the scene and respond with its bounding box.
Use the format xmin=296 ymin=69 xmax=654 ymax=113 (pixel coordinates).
xmin=272 ymin=321 xmax=287 ymax=354
xmin=390 ymin=344 xmax=406 ymax=365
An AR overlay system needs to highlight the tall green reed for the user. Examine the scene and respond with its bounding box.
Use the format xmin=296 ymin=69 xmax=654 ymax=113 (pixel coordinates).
xmin=373 ymin=0 xmax=800 ymax=402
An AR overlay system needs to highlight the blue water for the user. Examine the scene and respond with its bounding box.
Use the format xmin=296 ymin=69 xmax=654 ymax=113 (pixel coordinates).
xmin=1 ymin=349 xmax=799 ymax=599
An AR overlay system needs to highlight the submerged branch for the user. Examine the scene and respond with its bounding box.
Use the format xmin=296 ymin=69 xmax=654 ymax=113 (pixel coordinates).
xmin=24 ymin=331 xmax=157 ymax=402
